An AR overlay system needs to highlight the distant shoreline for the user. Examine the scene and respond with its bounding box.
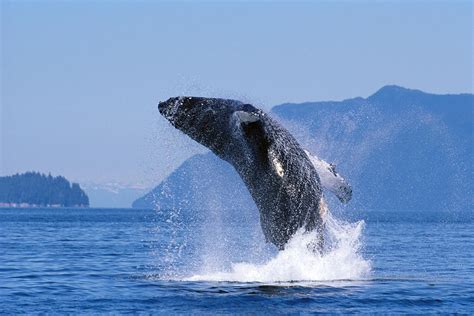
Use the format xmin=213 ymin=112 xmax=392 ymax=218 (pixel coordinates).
xmin=0 ymin=203 xmax=89 ymax=208
xmin=0 ymin=205 xmax=150 ymax=210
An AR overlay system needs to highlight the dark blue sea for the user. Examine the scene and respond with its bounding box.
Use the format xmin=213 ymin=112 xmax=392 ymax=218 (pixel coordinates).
xmin=1 ymin=207 xmax=472 ymax=314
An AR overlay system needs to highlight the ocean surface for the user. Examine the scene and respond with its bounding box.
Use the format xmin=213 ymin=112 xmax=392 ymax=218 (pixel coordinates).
xmin=1 ymin=207 xmax=473 ymax=314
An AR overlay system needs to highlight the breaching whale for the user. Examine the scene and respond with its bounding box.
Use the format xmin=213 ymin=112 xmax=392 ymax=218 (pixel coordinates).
xmin=158 ymin=97 xmax=351 ymax=250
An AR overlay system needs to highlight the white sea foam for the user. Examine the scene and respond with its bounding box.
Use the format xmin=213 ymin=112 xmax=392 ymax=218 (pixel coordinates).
xmin=185 ymin=212 xmax=371 ymax=283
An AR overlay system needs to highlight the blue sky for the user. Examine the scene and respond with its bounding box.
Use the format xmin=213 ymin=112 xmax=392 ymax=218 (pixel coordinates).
xmin=1 ymin=1 xmax=472 ymax=186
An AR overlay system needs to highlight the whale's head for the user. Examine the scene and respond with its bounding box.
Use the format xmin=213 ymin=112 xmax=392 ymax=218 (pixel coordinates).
xmin=158 ymin=96 xmax=264 ymax=159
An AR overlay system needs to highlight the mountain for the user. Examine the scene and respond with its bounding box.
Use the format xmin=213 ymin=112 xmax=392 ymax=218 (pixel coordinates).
xmin=0 ymin=172 xmax=89 ymax=207
xmin=132 ymin=154 xmax=255 ymax=213
xmin=82 ymin=182 xmax=149 ymax=208
xmin=133 ymin=86 xmax=473 ymax=213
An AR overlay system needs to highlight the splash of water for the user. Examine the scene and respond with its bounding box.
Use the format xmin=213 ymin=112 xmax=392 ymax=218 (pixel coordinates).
xmin=184 ymin=211 xmax=371 ymax=282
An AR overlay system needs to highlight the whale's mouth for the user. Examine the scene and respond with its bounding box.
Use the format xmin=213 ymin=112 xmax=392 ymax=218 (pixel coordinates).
xmin=158 ymin=97 xmax=184 ymax=121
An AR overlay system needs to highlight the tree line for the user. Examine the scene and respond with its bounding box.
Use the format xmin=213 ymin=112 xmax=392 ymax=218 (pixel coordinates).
xmin=0 ymin=172 xmax=89 ymax=207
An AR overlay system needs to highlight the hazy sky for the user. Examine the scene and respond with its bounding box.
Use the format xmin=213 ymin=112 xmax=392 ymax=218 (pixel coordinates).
xmin=1 ymin=1 xmax=472 ymax=186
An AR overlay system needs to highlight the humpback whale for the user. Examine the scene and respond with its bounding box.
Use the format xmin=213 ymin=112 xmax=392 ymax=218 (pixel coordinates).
xmin=158 ymin=97 xmax=351 ymax=250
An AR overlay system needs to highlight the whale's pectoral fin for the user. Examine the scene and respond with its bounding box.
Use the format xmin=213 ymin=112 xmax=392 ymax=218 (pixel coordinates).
xmin=304 ymin=150 xmax=352 ymax=203
xmin=235 ymin=110 xmax=265 ymax=139
xmin=235 ymin=110 xmax=272 ymax=161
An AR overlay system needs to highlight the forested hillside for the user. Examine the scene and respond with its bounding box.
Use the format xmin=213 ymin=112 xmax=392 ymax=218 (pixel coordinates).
xmin=0 ymin=172 xmax=89 ymax=207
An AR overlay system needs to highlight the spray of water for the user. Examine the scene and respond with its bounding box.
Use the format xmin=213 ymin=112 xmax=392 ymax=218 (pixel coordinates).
xmin=185 ymin=211 xmax=370 ymax=282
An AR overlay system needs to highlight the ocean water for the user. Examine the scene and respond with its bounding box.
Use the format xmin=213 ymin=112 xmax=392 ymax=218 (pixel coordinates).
xmin=0 ymin=207 xmax=473 ymax=314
